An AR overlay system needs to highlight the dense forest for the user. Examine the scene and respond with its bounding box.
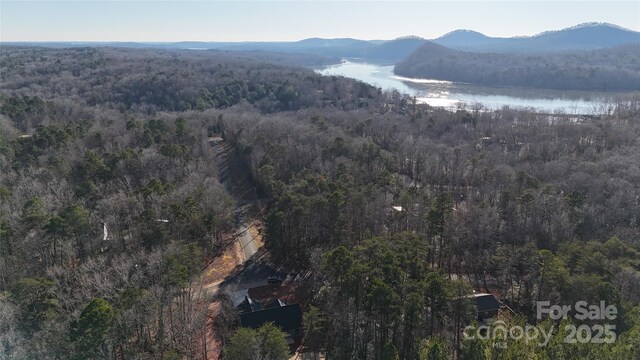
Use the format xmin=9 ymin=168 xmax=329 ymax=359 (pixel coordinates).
xmin=394 ymin=43 xmax=640 ymax=91
xmin=1 ymin=46 xmax=640 ymax=359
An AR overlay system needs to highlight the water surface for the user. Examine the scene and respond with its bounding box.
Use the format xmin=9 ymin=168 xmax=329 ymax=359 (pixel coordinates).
xmin=316 ymin=61 xmax=625 ymax=114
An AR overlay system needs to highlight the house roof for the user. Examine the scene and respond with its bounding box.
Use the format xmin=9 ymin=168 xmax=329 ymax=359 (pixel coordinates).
xmin=264 ymin=298 xmax=286 ymax=309
xmin=239 ymin=303 xmax=303 ymax=336
xmin=473 ymin=293 xmax=500 ymax=312
xmin=237 ymin=295 xmax=263 ymax=314
xmin=229 ymin=289 xmax=249 ymax=307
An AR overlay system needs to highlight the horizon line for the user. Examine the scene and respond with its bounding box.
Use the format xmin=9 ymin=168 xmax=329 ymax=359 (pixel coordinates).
xmin=2 ymin=22 xmax=637 ymax=44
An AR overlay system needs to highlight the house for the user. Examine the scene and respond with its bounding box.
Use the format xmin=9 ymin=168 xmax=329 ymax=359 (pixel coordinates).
xmin=236 ymin=294 xmax=303 ymax=344
xmin=240 ymin=304 xmax=304 ymax=342
xmin=472 ymin=293 xmax=500 ymax=321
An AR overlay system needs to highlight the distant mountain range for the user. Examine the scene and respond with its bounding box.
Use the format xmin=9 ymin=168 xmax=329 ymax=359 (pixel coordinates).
xmin=432 ymin=22 xmax=640 ymax=53
xmin=5 ymin=37 xmax=422 ymax=65
xmin=5 ymin=23 xmax=639 ymax=65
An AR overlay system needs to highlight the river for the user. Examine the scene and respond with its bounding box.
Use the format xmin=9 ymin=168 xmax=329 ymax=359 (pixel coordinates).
xmin=316 ymin=61 xmax=628 ymax=114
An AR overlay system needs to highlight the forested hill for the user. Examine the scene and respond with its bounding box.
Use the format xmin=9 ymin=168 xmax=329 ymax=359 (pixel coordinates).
xmin=433 ymin=22 xmax=640 ymax=53
xmin=240 ymin=36 xmax=428 ymax=64
xmin=394 ymin=42 xmax=640 ymax=91
xmin=355 ymin=37 xmax=428 ymax=64
xmin=3 ymin=37 xmax=427 ymax=65
xmin=0 ymin=46 xmax=386 ymax=116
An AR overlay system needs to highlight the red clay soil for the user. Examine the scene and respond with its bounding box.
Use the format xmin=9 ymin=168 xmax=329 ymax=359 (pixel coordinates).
xmin=201 ymin=241 xmax=244 ymax=294
xmin=203 ymin=301 xmax=223 ymax=360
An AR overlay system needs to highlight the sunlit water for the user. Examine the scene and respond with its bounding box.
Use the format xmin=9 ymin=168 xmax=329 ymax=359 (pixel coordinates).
xmin=316 ymin=61 xmax=628 ymax=114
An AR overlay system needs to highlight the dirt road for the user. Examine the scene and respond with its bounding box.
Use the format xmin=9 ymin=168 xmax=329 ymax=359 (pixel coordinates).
xmin=237 ymin=222 xmax=258 ymax=260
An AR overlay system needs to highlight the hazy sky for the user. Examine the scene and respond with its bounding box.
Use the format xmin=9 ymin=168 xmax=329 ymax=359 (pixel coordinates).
xmin=2 ymin=1 xmax=639 ymax=42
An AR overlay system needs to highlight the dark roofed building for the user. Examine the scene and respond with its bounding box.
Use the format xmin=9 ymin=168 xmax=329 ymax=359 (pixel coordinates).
xmin=239 ymin=304 xmax=304 ymax=341
xmin=472 ymin=293 xmax=500 ymax=321
xmin=235 ymin=291 xmax=304 ymax=344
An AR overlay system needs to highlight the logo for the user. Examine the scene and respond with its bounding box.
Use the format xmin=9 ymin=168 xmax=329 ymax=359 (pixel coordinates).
xmin=463 ymin=301 xmax=618 ymax=348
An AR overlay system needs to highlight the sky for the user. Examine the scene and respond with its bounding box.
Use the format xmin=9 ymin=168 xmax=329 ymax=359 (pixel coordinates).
xmin=1 ymin=1 xmax=639 ymax=42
